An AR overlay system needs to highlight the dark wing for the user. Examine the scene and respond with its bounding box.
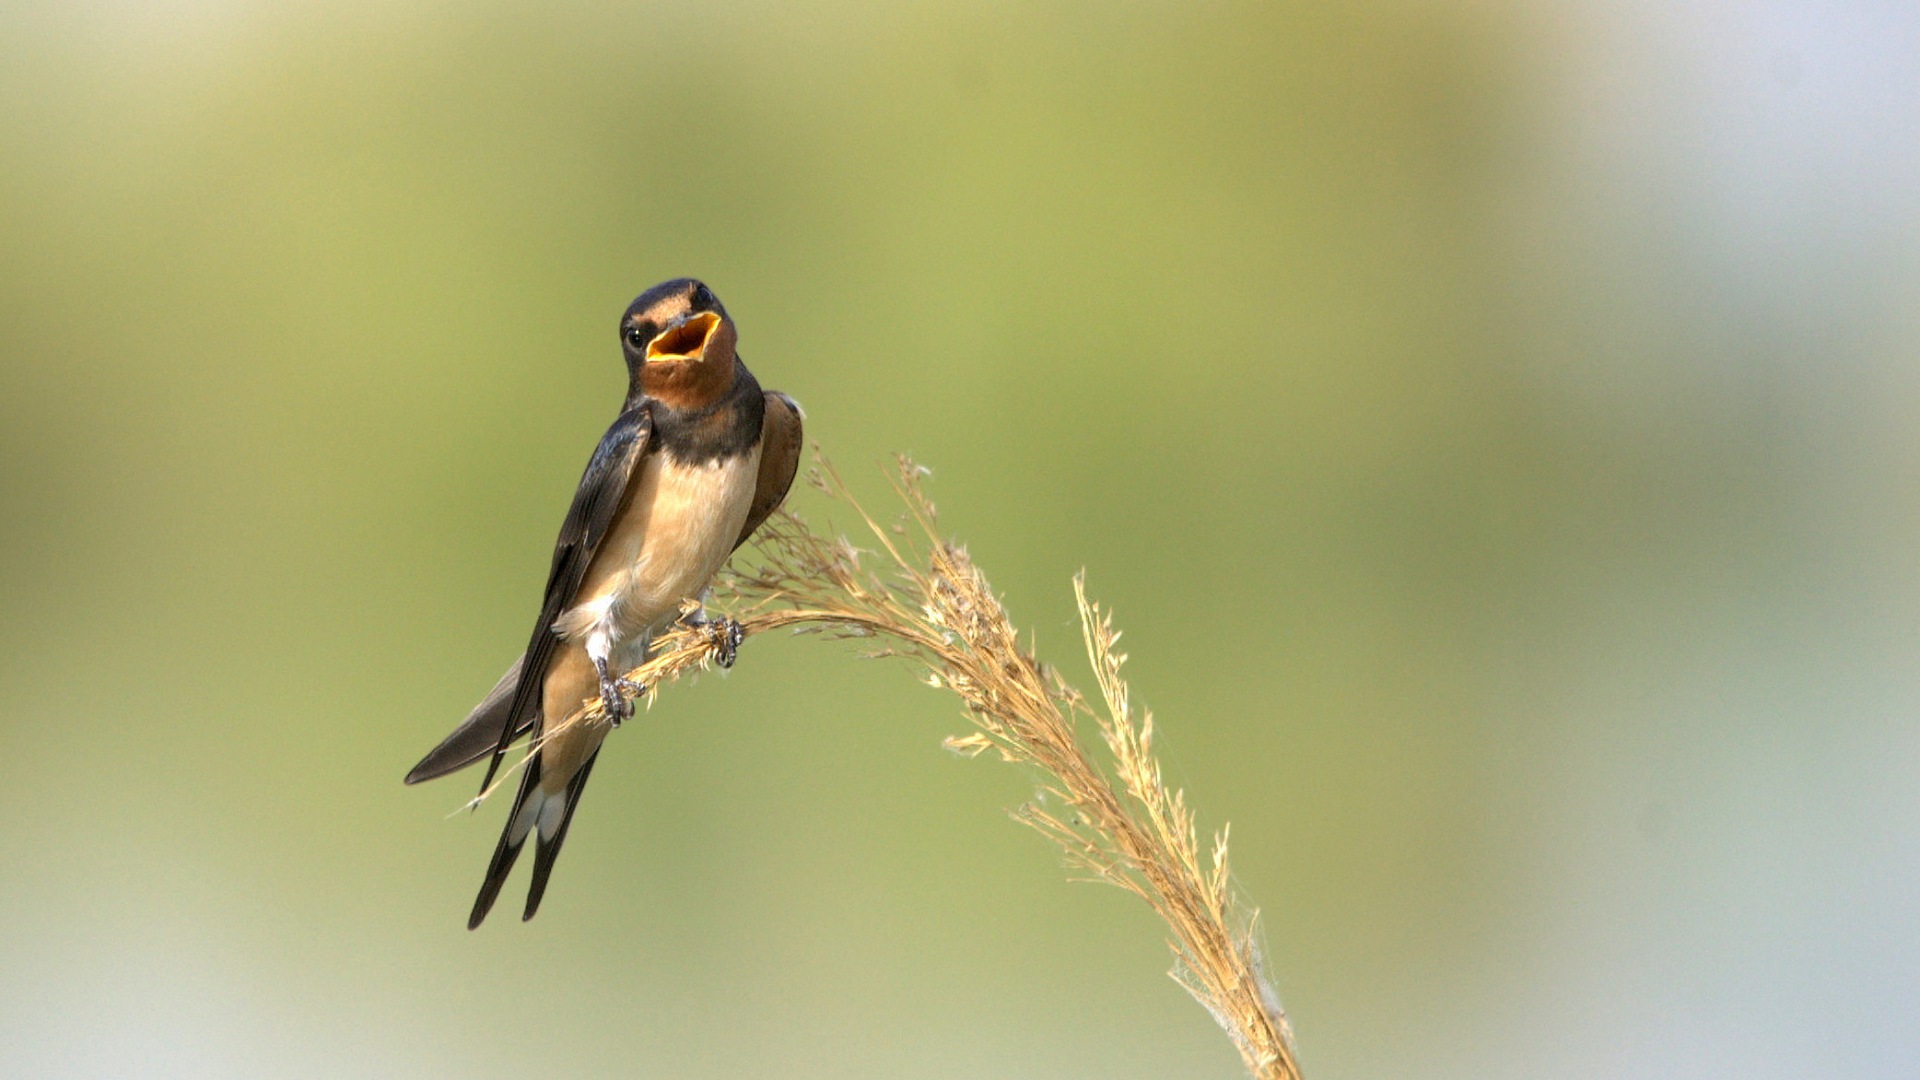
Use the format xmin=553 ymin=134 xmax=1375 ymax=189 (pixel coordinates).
xmin=473 ymin=404 xmax=653 ymax=797
xmin=733 ymin=391 xmax=803 ymax=551
xmin=404 ymin=654 xmax=528 ymax=784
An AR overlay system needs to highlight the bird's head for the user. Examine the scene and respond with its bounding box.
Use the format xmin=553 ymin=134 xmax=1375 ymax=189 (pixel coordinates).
xmin=620 ymin=278 xmax=740 ymax=410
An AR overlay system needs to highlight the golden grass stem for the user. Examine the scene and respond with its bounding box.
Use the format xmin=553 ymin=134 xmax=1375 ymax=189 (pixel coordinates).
xmin=525 ymin=453 xmax=1302 ymax=1080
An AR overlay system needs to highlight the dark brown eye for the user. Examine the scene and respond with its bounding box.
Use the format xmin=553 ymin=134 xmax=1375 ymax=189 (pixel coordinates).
xmin=691 ymin=283 xmax=714 ymax=309
xmin=623 ymin=324 xmax=649 ymax=349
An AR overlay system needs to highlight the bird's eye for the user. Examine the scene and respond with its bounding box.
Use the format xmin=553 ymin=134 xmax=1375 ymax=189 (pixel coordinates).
xmin=691 ymin=284 xmax=714 ymax=308
xmin=623 ymin=323 xmax=649 ymax=349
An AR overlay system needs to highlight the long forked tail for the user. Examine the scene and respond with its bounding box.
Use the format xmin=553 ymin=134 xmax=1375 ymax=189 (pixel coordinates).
xmin=467 ymin=748 xmax=602 ymax=930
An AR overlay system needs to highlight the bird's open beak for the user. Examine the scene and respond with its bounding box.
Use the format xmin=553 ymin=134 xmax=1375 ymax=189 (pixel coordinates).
xmin=646 ymin=312 xmax=722 ymax=364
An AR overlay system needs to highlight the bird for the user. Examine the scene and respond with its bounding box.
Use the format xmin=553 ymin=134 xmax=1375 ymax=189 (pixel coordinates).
xmin=404 ymin=278 xmax=803 ymax=929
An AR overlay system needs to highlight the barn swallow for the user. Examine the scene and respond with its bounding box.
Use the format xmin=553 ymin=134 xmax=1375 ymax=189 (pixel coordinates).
xmin=405 ymin=278 xmax=803 ymax=929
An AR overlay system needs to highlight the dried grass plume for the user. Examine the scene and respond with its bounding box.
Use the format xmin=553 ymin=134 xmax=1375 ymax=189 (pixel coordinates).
xmin=518 ymin=453 xmax=1303 ymax=1080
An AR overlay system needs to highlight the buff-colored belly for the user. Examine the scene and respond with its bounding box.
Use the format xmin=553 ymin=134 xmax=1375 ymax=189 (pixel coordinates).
xmin=555 ymin=448 xmax=760 ymax=664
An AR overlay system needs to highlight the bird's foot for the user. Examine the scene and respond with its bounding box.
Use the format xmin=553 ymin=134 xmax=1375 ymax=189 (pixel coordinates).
xmin=678 ymin=605 xmax=744 ymax=669
xmin=706 ymin=617 xmax=744 ymax=669
xmin=593 ymin=658 xmax=637 ymax=727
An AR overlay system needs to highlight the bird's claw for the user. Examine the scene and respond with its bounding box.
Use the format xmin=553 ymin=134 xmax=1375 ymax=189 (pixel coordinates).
xmin=598 ymin=677 xmax=635 ymax=727
xmin=709 ymin=617 xmax=744 ymax=669
xmin=679 ymin=608 xmax=744 ymax=669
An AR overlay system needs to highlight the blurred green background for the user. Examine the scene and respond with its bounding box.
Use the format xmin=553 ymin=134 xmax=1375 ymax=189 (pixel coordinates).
xmin=4 ymin=1 xmax=1918 ymax=1077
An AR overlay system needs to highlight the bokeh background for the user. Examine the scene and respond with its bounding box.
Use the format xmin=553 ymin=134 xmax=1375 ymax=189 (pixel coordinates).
xmin=4 ymin=1 xmax=1918 ymax=1077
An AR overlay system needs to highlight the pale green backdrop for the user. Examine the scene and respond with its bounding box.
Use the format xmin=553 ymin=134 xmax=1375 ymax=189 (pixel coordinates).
xmin=4 ymin=2 xmax=1918 ymax=1077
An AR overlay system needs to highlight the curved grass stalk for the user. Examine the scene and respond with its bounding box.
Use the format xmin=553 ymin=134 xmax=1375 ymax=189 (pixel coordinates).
xmin=515 ymin=453 xmax=1302 ymax=1080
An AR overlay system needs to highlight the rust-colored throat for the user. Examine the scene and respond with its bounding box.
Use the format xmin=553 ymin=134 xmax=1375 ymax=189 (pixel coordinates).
xmin=646 ymin=312 xmax=721 ymax=363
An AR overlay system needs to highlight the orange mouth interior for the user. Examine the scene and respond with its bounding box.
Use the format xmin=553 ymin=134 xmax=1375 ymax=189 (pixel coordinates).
xmin=646 ymin=311 xmax=721 ymax=363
